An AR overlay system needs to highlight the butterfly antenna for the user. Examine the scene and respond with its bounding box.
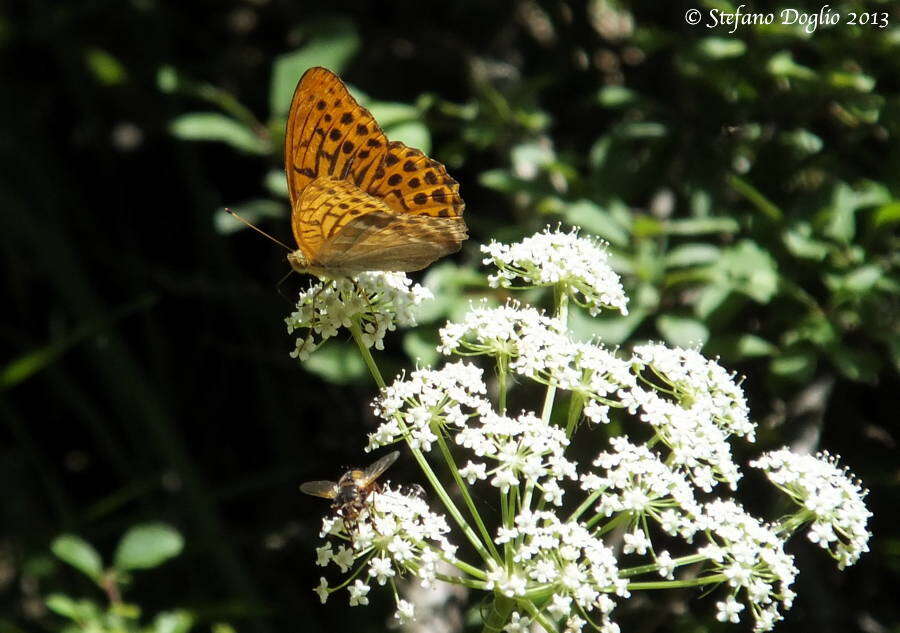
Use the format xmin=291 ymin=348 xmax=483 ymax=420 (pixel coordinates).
xmin=275 ymin=269 xmax=295 ymax=304
xmin=224 ymin=208 xmax=292 ymax=251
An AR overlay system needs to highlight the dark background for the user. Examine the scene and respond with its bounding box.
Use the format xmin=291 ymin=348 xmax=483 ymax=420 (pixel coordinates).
xmin=1 ymin=1 xmax=898 ymax=632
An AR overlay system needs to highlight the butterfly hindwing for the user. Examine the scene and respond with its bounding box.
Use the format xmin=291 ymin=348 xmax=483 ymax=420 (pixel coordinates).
xmin=295 ymin=177 xmax=466 ymax=273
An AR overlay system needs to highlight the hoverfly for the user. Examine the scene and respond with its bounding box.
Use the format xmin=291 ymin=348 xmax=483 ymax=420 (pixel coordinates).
xmin=300 ymin=451 xmax=400 ymax=529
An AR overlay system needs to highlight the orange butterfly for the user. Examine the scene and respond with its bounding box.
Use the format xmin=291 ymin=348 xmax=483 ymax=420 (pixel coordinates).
xmin=282 ymin=67 xmax=467 ymax=278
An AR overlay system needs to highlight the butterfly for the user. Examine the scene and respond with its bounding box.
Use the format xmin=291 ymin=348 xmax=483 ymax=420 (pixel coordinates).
xmin=282 ymin=67 xmax=467 ymax=279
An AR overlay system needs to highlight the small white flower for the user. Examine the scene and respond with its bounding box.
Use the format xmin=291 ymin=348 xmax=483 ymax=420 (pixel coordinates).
xmin=394 ymin=599 xmax=415 ymax=624
xmin=503 ymin=611 xmax=531 ymax=633
xmin=286 ymin=272 xmax=432 ymax=360
xmin=656 ymin=550 xmax=675 ymax=579
xmin=564 ymin=615 xmax=586 ymax=633
xmin=315 ymin=543 xmax=333 ymax=567
xmin=368 ymin=556 xmax=395 ymax=585
xmin=622 ymin=529 xmax=650 ymax=555
xmin=715 ymin=594 xmax=745 ymax=623
xmin=482 ymin=226 xmax=628 ymax=316
xmin=547 ymin=593 xmax=573 ymax=619
xmin=314 ymin=577 xmax=329 ymax=604
xmin=348 ymin=580 xmax=370 ymax=606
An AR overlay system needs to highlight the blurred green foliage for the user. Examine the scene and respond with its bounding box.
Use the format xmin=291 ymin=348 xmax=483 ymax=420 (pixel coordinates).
xmin=1 ymin=2 xmax=897 ymax=633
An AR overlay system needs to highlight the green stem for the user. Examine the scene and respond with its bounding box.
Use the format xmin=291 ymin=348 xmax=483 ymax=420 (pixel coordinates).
xmin=627 ymin=573 xmax=727 ymax=591
xmin=349 ymin=318 xmax=386 ymax=389
xmin=517 ymin=599 xmax=558 ymax=633
xmin=497 ymin=355 xmax=508 ymax=415
xmin=565 ymin=392 xmax=583 ymax=438
xmin=540 ymin=287 xmax=570 ymax=424
xmin=567 ymin=488 xmax=604 ymax=523
xmin=619 ymin=553 xmax=706 ymax=578
xmin=481 ymin=593 xmax=516 ymax=633
xmin=348 ymin=319 xmax=493 ymax=566
xmin=436 ymin=435 xmax=502 ymax=562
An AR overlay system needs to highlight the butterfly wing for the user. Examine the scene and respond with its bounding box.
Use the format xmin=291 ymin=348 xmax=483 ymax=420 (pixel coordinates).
xmin=317 ymin=211 xmax=467 ymax=273
xmin=300 ymin=480 xmax=339 ymax=499
xmin=285 ymin=67 xmax=388 ymax=212
xmin=285 ymin=67 xmax=466 ymax=268
xmin=294 ymin=177 xmax=466 ymax=273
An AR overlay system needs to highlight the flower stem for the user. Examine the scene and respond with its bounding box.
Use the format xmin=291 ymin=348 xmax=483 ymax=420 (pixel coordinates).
xmin=517 ymin=599 xmax=558 ymax=633
xmin=626 ymin=573 xmax=727 ymax=591
xmin=349 ymin=318 xmax=386 ymax=389
xmin=619 ymin=553 xmax=706 ymax=578
xmin=497 ymin=355 xmax=508 ymax=415
xmin=348 ymin=318 xmax=493 ymax=566
xmin=436 ymin=434 xmax=502 ymax=562
xmin=540 ymin=288 xmax=569 ymax=424
xmin=481 ymin=593 xmax=516 ymax=633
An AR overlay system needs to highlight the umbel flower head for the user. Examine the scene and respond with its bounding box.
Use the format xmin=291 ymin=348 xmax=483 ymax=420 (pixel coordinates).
xmin=286 ymin=272 xmax=432 ymax=360
xmin=293 ymin=226 xmax=872 ymax=633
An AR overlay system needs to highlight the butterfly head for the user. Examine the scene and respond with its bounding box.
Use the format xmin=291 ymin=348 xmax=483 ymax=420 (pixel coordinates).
xmin=287 ymin=249 xmax=310 ymax=274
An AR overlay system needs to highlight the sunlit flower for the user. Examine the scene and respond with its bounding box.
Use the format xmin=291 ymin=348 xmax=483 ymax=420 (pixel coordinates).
xmin=750 ymin=448 xmax=872 ymax=569
xmin=481 ymin=226 xmax=628 ymax=315
xmin=286 ymin=272 xmax=432 ymax=360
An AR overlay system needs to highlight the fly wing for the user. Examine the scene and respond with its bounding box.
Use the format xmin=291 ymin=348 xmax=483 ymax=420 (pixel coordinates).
xmin=358 ymin=451 xmax=400 ymax=486
xmin=299 ymin=480 xmax=339 ymax=499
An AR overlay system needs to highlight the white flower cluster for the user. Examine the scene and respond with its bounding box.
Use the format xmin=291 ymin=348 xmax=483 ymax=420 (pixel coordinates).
xmin=456 ymin=410 xmax=577 ymax=503
xmin=584 ymin=437 xmax=701 ymax=541
xmin=439 ymin=302 xmax=636 ymax=425
xmin=696 ymin=500 xmax=798 ymax=632
xmin=481 ymin=226 xmax=628 ymax=316
xmin=437 ymin=300 xmax=565 ymax=359
xmin=624 ymin=344 xmax=754 ymax=491
xmin=750 ymin=449 xmax=872 ymax=569
xmin=314 ymin=486 xmax=455 ymax=622
xmin=368 ymin=362 xmax=491 ymax=452
xmin=286 ymin=272 xmax=432 ymax=360
xmin=297 ymin=227 xmax=872 ymax=632
xmin=491 ymin=511 xmax=626 ymax=632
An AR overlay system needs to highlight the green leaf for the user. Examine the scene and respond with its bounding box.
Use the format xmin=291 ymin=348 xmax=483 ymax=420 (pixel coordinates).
xmin=269 ymin=20 xmax=360 ymax=116
xmin=569 ymin=308 xmax=647 ymax=345
xmin=303 ymin=342 xmax=366 ymax=384
xmin=564 ymin=200 xmax=630 ymax=247
xmin=872 ymin=201 xmax=900 ymax=230
xmin=113 ymin=524 xmax=183 ymax=571
xmin=706 ymin=334 xmax=777 ymax=361
xmin=770 ymin=349 xmax=817 ymax=381
xmin=656 ymin=314 xmax=709 ymax=348
xmin=829 ymin=345 xmax=880 ymax=383
xmin=663 ymin=216 xmax=740 ymax=235
xmin=717 ymin=240 xmax=779 ymax=304
xmin=84 ymin=48 xmax=127 ymax=85
xmin=213 ymin=199 xmax=287 ymax=235
xmin=403 ymin=330 xmax=440 ymax=368
xmin=150 ymin=610 xmax=195 ymax=633
xmin=51 ymin=535 xmax=103 ymax=582
xmin=383 ymin=120 xmax=430 ymax=154
xmin=783 ymin=224 xmax=830 ymax=261
xmin=169 ymin=112 xmax=268 ymax=154
xmin=264 ymin=169 xmax=290 ymax=199
xmin=45 ymin=594 xmax=89 ymax=620
xmin=664 ymin=244 xmax=721 ymax=268
xmin=696 ymin=37 xmax=746 ymax=59
xmin=596 ymin=86 xmax=636 ymax=108
xmin=767 ymin=51 xmax=816 ymax=80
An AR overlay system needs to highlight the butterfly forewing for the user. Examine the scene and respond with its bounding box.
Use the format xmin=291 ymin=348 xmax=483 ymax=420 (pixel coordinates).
xmin=299 ymin=480 xmax=339 ymax=499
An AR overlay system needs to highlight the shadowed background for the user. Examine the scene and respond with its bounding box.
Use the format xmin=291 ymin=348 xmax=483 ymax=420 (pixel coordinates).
xmin=1 ymin=1 xmax=898 ymax=632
